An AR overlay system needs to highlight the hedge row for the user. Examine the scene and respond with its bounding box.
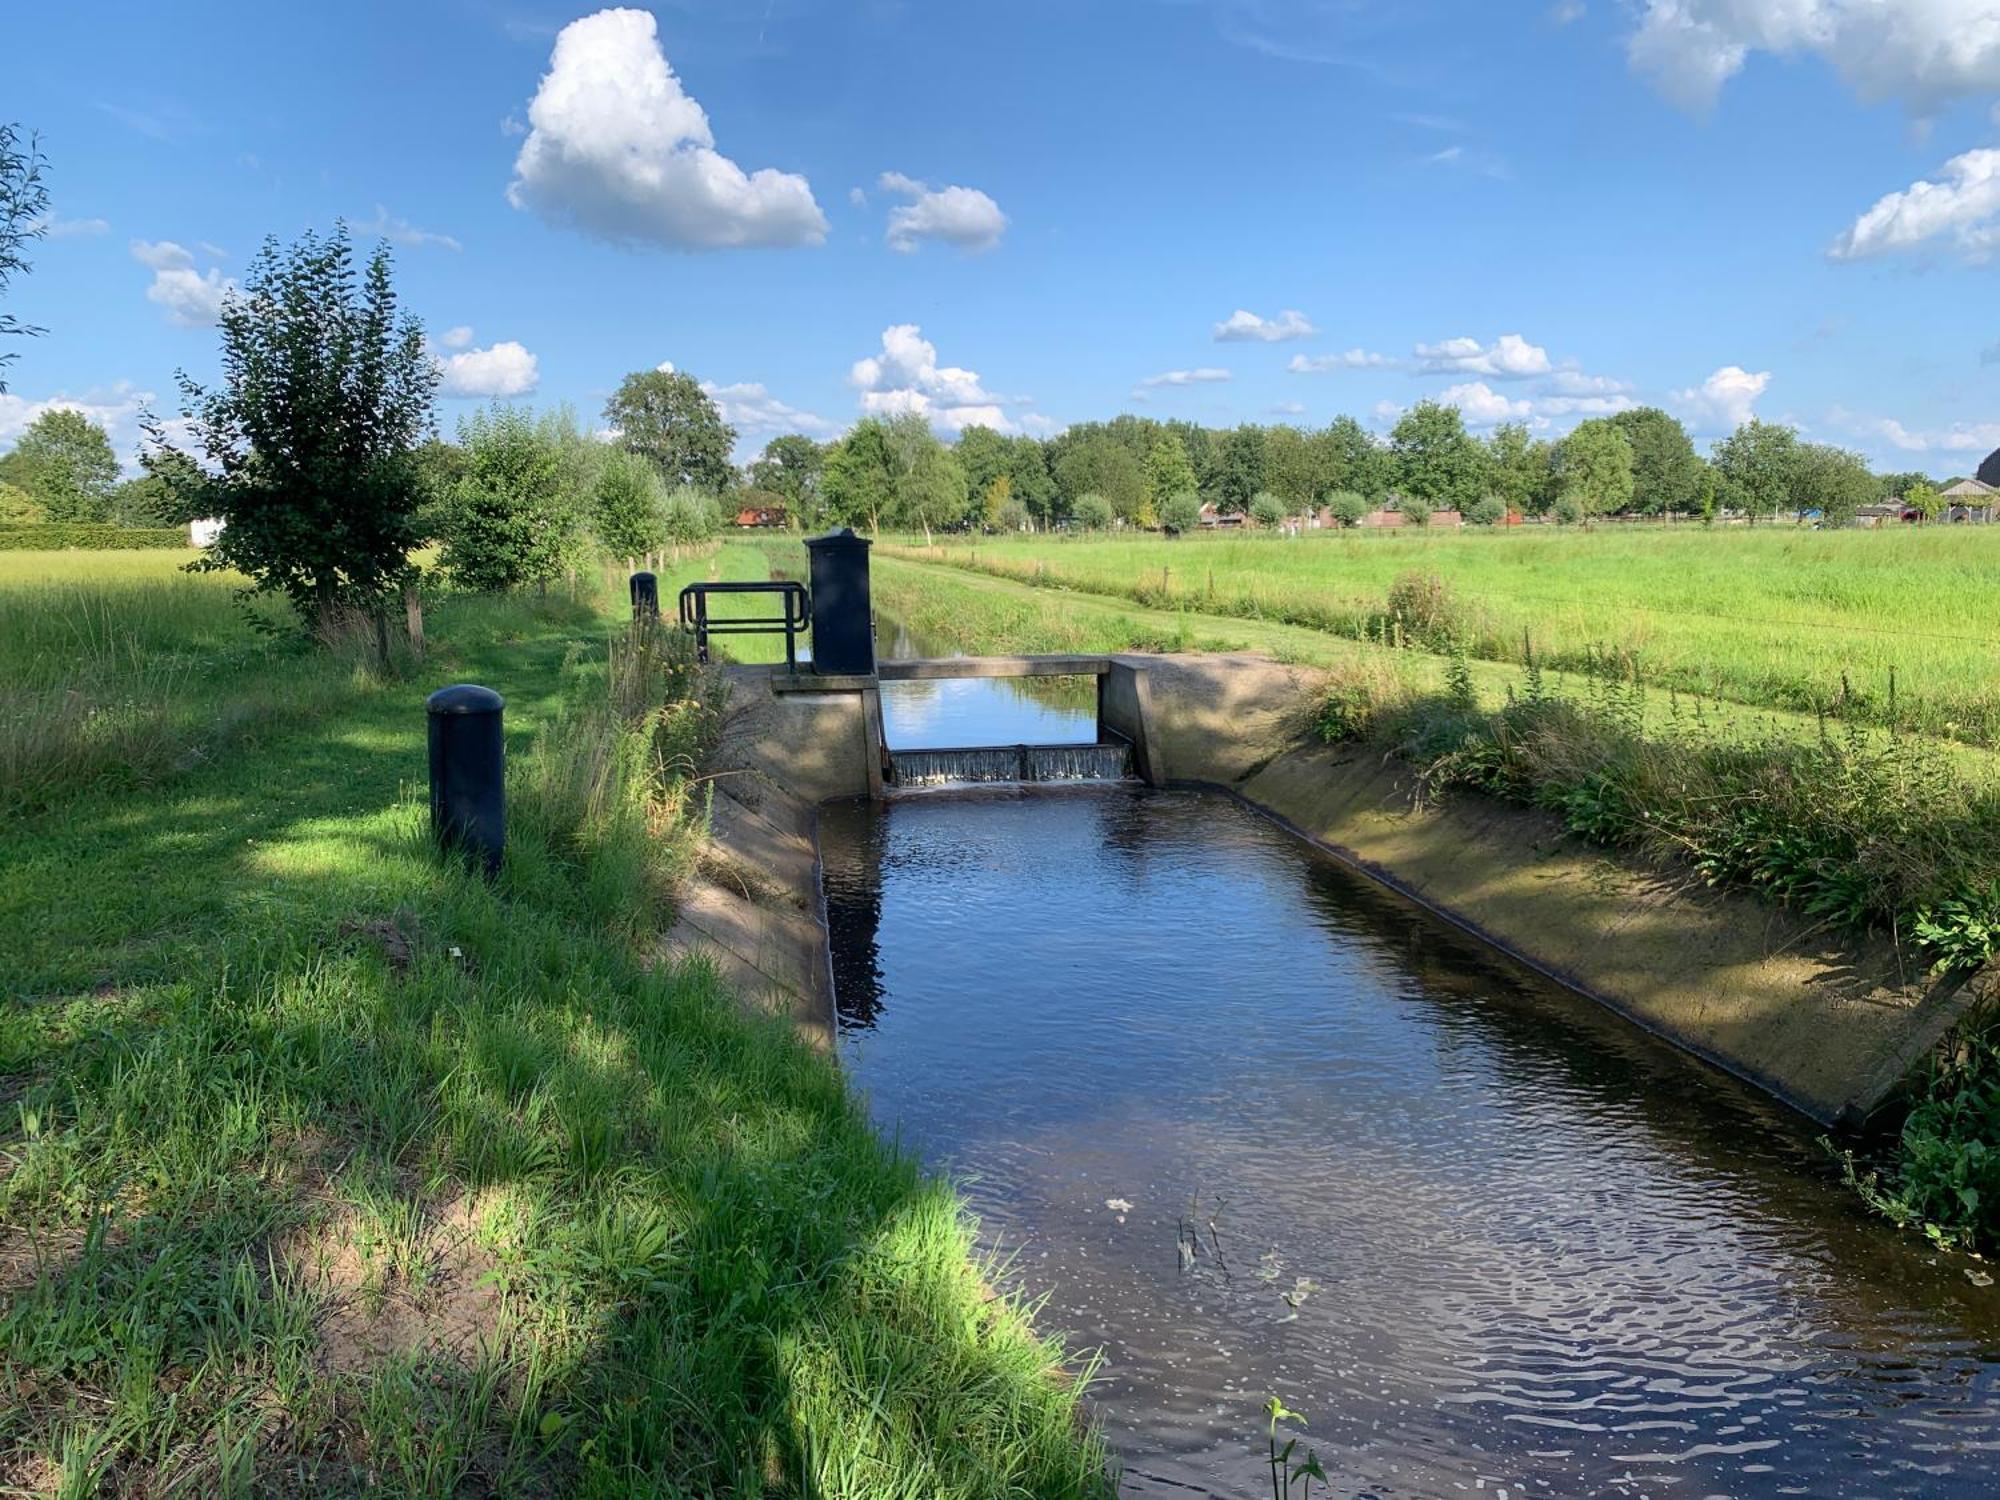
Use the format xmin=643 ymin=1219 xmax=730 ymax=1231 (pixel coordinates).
xmin=0 ymin=525 xmax=189 ymax=551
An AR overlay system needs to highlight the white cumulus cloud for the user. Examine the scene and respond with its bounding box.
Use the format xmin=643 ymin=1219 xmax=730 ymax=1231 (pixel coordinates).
xmin=701 ymin=380 xmax=838 ymax=438
xmin=1674 ymin=365 xmax=1770 ymax=431
xmin=507 ymin=8 xmax=827 ymax=250
xmin=1133 ymin=367 xmax=1232 ymax=398
xmin=131 ymin=240 xmax=232 ymax=327
xmin=0 ymin=381 xmax=158 ymax=470
xmin=438 ymin=339 xmax=540 ymax=399
xmin=1628 ymin=0 xmax=2000 ymax=115
xmin=1874 ymin=415 xmax=2000 ymax=453
xmin=878 ymin=171 xmax=1007 ymax=253
xmin=1414 ymin=333 xmax=1552 ymax=379
xmin=30 ymin=212 xmax=110 ymax=238
xmin=850 ymin=323 xmax=1024 ymax=433
xmin=1213 ymin=308 xmax=1318 ymax=343
xmin=1439 ymin=381 xmax=1533 ymax=426
xmin=1830 ymin=148 xmax=2000 ymax=262
xmin=1288 ymin=349 xmax=1396 ymax=372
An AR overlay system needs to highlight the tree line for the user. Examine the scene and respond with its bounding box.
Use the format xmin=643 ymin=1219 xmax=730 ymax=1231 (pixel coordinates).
xmin=749 ymin=403 xmax=1945 ymax=535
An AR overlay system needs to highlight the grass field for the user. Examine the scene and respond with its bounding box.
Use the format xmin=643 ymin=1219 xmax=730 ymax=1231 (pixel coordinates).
xmin=885 ymin=525 xmax=2000 ymax=746
xmin=0 ymin=548 xmax=1111 ymax=1497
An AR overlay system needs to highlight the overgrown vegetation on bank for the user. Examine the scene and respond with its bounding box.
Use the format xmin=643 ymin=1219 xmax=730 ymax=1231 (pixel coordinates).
xmin=0 ymin=569 xmax=1112 ymax=1496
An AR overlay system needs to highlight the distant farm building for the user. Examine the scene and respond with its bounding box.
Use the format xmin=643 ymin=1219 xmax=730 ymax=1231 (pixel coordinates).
xmin=732 ymin=504 xmax=789 ymax=529
xmin=1939 ymin=478 xmax=1996 ymax=524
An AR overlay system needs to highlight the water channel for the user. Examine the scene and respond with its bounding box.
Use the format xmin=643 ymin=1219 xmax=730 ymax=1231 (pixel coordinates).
xmin=826 ymin=656 xmax=2000 ymax=1498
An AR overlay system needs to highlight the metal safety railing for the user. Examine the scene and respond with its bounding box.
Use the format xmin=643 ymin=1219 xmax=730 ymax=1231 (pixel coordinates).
xmin=678 ymin=581 xmax=812 ymax=672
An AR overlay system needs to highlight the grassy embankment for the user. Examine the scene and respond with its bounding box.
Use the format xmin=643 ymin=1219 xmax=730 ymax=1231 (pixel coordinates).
xmin=0 ymin=546 xmax=1111 ymax=1497
xmin=867 ymin=549 xmax=2000 ymax=1251
xmin=881 ymin=526 xmax=2000 ymax=746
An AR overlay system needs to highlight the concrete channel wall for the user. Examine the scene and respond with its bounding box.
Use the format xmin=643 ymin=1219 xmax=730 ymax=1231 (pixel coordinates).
xmin=686 ymin=652 xmax=1996 ymax=1126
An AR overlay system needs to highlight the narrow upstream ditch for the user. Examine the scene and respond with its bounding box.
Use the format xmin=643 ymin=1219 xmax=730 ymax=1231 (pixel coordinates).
xmin=821 ymin=667 xmax=2000 ymax=1498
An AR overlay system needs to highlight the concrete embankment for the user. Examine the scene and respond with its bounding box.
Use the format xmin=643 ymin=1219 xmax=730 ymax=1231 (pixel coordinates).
xmin=1116 ymin=653 xmax=1998 ymax=1128
xmin=689 ymin=649 xmax=1995 ymax=1127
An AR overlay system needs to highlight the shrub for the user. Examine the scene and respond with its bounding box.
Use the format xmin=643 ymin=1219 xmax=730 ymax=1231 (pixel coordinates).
xmin=1552 ymin=494 xmax=1585 ymax=526
xmin=1468 ymin=496 xmax=1506 ymax=527
xmin=1383 ymin=570 xmax=1466 ymax=647
xmin=1326 ymin=491 xmax=1369 ymax=527
xmin=662 ymin=486 xmax=722 ymax=546
xmin=1249 ymin=492 xmax=1288 ymax=528
xmin=1397 ymin=495 xmax=1434 ymax=527
xmin=1838 ymin=1033 xmax=2000 ymax=1253
xmin=0 ymin=524 xmax=187 ymax=550
xmin=594 ymin=447 xmax=666 ymax=560
xmin=1158 ymin=492 xmax=1202 ymax=535
xmin=1072 ymin=493 xmax=1115 ymax=531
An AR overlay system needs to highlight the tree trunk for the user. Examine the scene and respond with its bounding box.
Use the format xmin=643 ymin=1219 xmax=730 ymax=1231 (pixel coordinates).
xmin=404 ymin=581 xmax=425 ymax=662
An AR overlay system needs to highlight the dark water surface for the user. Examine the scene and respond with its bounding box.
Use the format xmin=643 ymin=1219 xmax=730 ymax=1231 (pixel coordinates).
xmin=820 ymin=784 xmax=2000 ymax=1498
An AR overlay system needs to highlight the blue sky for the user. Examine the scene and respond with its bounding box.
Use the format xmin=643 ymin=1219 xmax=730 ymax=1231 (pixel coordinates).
xmin=7 ymin=0 xmax=2000 ymax=474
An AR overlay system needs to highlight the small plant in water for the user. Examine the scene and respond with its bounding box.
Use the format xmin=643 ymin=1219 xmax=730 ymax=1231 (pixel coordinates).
xmin=1264 ymin=1397 xmax=1329 ymax=1499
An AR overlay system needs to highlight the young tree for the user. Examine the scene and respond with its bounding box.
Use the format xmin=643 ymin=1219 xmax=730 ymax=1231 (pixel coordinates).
xmin=604 ymin=368 xmax=735 ymax=493
xmin=594 ymin=446 xmax=666 ymax=561
xmin=954 ymin=425 xmax=1012 ymax=510
xmin=1554 ymin=419 xmax=1635 ymax=518
xmin=821 ymin=419 xmax=896 ymax=533
xmin=1072 ymin=493 xmax=1115 ymax=531
xmin=8 ymin=408 xmax=118 ymax=521
xmin=1468 ymin=496 xmax=1506 ymax=526
xmin=1712 ymin=419 xmax=1798 ymax=524
xmin=1609 ymin=407 xmax=1700 ymax=515
xmin=1159 ymin=491 xmax=1202 ymax=534
xmin=1249 ymin=492 xmax=1288 ymax=528
xmin=0 ymin=123 xmax=49 ymax=392
xmin=662 ymin=486 xmax=721 ymax=545
xmin=895 ymin=440 xmax=969 ymax=543
xmin=1005 ymin=436 xmax=1059 ymax=528
xmin=1144 ymin=432 xmax=1200 ymax=519
xmin=439 ymin=406 xmax=588 ymax=591
xmin=1055 ymin=435 xmax=1145 ymax=520
xmin=1397 ymin=494 xmax=1434 ymax=527
xmin=1326 ymin=490 xmax=1370 ymax=527
xmin=1262 ymin=424 xmax=1324 ymax=509
xmin=1905 ymin=481 xmax=1942 ymax=523
xmin=147 ymin=226 xmax=437 ymax=623
xmin=980 ymin=471 xmax=1012 ymax=531
xmin=1390 ymin=401 xmax=1486 ymax=510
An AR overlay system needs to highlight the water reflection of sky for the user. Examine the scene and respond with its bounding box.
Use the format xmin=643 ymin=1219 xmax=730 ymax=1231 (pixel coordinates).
xmin=822 ymin=786 xmax=2000 ymax=1500
xmin=880 ymin=676 xmax=1099 ymax=750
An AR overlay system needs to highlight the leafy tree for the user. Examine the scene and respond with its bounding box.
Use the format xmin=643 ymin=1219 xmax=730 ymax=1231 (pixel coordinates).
xmin=1790 ymin=441 xmax=1876 ymax=525
xmin=1055 ymin=435 xmax=1145 ymax=520
xmin=1327 ymin=416 xmax=1391 ymax=502
xmin=1215 ymin=424 xmax=1269 ymax=514
xmin=1554 ymin=419 xmax=1635 ymax=518
xmin=1159 ymin=491 xmax=1202 ymax=534
xmin=1468 ymin=496 xmax=1506 ymax=526
xmin=1004 ymin=436 xmax=1059 ymax=528
xmin=410 ymin=437 xmax=468 ymax=542
xmin=1878 ymin=469 xmax=1931 ymax=503
xmin=9 ymin=408 xmax=118 ymax=521
xmin=1487 ymin=421 xmax=1553 ymax=516
xmin=1712 ymin=419 xmax=1798 ymax=524
xmin=594 ymin=446 xmax=666 ymax=560
xmin=1390 ymin=401 xmax=1486 ymax=510
xmin=0 ymin=476 xmax=39 ymax=523
xmin=1609 ymin=407 xmax=1700 ymax=515
xmin=1263 ymin=424 xmax=1325 ymax=508
xmin=1072 ymin=493 xmax=1114 ymax=531
xmin=1552 ymin=494 xmax=1585 ymax=526
xmin=438 ymin=405 xmax=586 ymax=591
xmin=995 ymin=493 xmax=1030 ymax=532
xmin=1398 ymin=494 xmax=1434 ymax=527
xmin=980 ymin=472 xmax=1012 ymax=531
xmin=604 ymin=368 xmax=735 ymax=493
xmin=108 ymin=471 xmax=179 ymax=527
xmin=1249 ymin=492 xmax=1288 ymax=528
xmin=0 ymin=123 xmax=49 ymax=392
xmin=1326 ymin=490 xmax=1370 ymax=527
xmin=1144 ymin=432 xmax=1200 ymax=518
xmin=662 ymin=486 xmax=721 ymax=545
xmin=1906 ymin=481 xmax=1942 ymax=522
xmin=954 ymin=426 xmax=1012 ymax=510
xmin=146 ymin=226 xmax=436 ymax=621
xmin=822 ymin=420 xmax=896 ymax=533
xmin=895 ymin=440 xmax=969 ymax=543
xmin=746 ymin=434 xmax=823 ymax=525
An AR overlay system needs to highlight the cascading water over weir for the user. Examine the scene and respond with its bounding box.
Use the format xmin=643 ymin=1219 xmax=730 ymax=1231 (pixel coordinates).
xmin=887 ymin=738 xmax=1135 ymax=789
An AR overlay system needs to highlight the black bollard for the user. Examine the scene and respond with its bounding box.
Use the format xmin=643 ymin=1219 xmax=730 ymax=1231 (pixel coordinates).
xmin=629 ymin=570 xmax=659 ymax=621
xmin=427 ymin=684 xmax=505 ymax=877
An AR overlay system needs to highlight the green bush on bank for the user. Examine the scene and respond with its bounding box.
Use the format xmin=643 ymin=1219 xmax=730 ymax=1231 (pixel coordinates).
xmin=0 ymin=523 xmax=188 ymax=550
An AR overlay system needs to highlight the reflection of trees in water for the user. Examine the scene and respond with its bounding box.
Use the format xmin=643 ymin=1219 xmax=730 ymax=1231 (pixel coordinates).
xmin=819 ymin=801 xmax=887 ymax=1031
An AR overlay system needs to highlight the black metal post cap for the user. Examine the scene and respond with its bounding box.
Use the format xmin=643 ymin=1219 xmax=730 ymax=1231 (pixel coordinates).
xmin=427 ymin=684 xmax=505 ymax=715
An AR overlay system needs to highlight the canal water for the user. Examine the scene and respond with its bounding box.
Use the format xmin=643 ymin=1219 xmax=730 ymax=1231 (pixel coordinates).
xmin=875 ymin=617 xmax=1100 ymax=750
xmin=822 ymin=695 xmax=2000 ymax=1495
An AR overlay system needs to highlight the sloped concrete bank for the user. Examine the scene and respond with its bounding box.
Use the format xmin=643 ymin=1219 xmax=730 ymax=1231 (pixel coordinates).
xmin=1116 ymin=653 xmax=1998 ymax=1128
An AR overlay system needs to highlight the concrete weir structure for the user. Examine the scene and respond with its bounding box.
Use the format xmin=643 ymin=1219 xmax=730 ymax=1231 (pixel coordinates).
xmin=681 ymin=647 xmax=1995 ymax=1127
